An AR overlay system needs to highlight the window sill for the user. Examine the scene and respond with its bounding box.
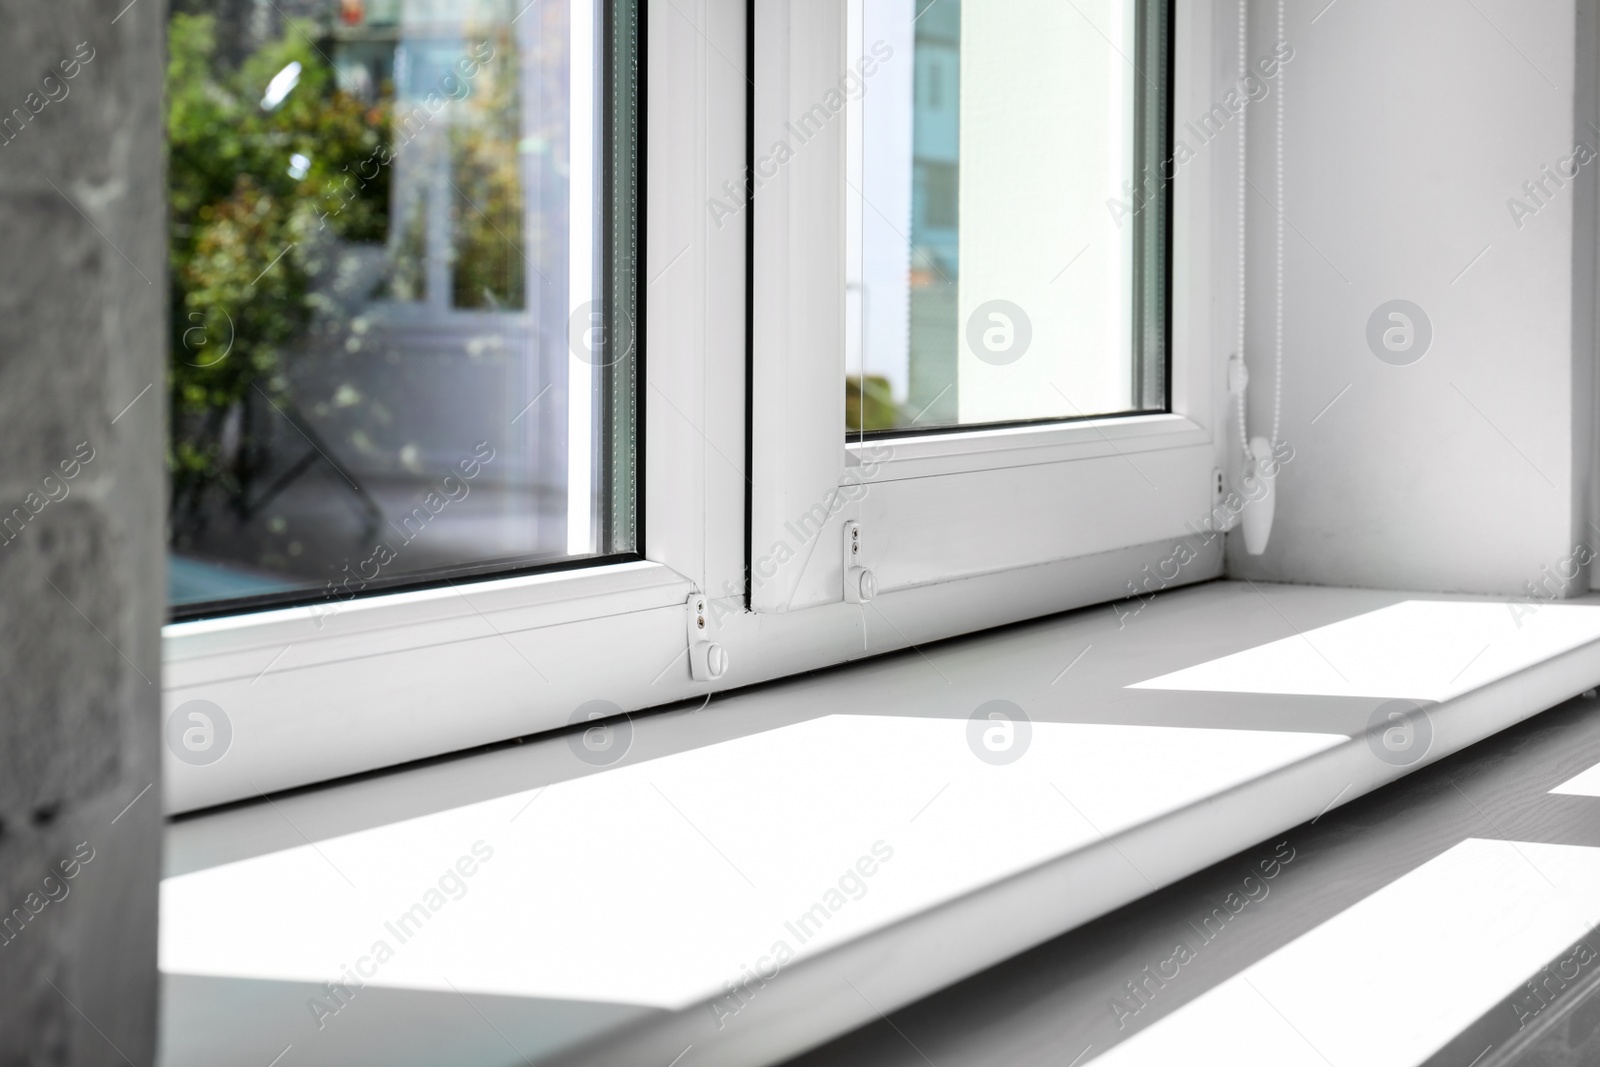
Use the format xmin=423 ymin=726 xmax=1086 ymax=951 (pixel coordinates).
xmin=158 ymin=581 xmax=1600 ymax=1066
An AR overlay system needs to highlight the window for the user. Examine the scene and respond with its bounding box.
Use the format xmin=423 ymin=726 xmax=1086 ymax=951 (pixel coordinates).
xmin=165 ymin=0 xmax=638 ymax=617
xmin=165 ymin=0 xmax=1225 ymax=815
xmin=845 ymin=0 xmax=1171 ymax=433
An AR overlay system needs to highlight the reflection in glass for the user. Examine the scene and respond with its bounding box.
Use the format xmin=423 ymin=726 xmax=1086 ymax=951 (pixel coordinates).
xmin=166 ymin=0 xmax=636 ymax=613
xmin=846 ymin=0 xmax=1168 ymax=433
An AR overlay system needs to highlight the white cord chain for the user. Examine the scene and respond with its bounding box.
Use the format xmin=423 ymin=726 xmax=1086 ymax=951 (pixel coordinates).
xmin=1235 ymin=0 xmax=1250 ymax=456
xmin=1236 ymin=0 xmax=1287 ymax=458
xmin=1271 ymin=0 xmax=1284 ymax=449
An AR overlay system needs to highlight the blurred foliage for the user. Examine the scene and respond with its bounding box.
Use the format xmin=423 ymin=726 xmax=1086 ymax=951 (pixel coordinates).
xmin=167 ymin=11 xmax=390 ymax=520
xmin=846 ymin=375 xmax=902 ymax=432
xmin=450 ymin=27 xmax=525 ymax=310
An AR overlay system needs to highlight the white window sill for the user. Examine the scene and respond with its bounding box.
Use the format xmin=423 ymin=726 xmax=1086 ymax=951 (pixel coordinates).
xmin=158 ymin=580 xmax=1600 ymax=1066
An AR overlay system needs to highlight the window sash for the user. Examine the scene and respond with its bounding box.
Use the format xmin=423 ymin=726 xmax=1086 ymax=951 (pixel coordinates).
xmin=750 ymin=0 xmax=1218 ymax=614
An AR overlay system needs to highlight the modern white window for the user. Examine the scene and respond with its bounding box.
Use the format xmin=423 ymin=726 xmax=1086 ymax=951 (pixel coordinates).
xmin=163 ymin=0 xmax=1234 ymax=813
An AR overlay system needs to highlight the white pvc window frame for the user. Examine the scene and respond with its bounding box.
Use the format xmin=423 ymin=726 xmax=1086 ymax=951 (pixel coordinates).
xmin=162 ymin=0 xmax=1237 ymax=814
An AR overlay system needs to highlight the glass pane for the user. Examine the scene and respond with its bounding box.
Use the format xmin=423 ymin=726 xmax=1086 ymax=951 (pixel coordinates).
xmin=845 ymin=0 xmax=1168 ymax=434
xmin=165 ymin=0 xmax=637 ymax=615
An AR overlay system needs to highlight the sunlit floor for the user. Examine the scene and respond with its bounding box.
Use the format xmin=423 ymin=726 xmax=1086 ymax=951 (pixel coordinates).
xmin=157 ymin=581 xmax=1600 ymax=1066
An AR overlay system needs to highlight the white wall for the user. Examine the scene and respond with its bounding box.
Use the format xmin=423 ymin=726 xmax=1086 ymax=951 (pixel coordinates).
xmin=1228 ymin=0 xmax=1592 ymax=597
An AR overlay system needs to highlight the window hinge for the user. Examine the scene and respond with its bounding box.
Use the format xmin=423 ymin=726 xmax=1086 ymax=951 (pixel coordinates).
xmin=843 ymin=521 xmax=877 ymax=604
xmin=685 ymin=593 xmax=730 ymax=682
